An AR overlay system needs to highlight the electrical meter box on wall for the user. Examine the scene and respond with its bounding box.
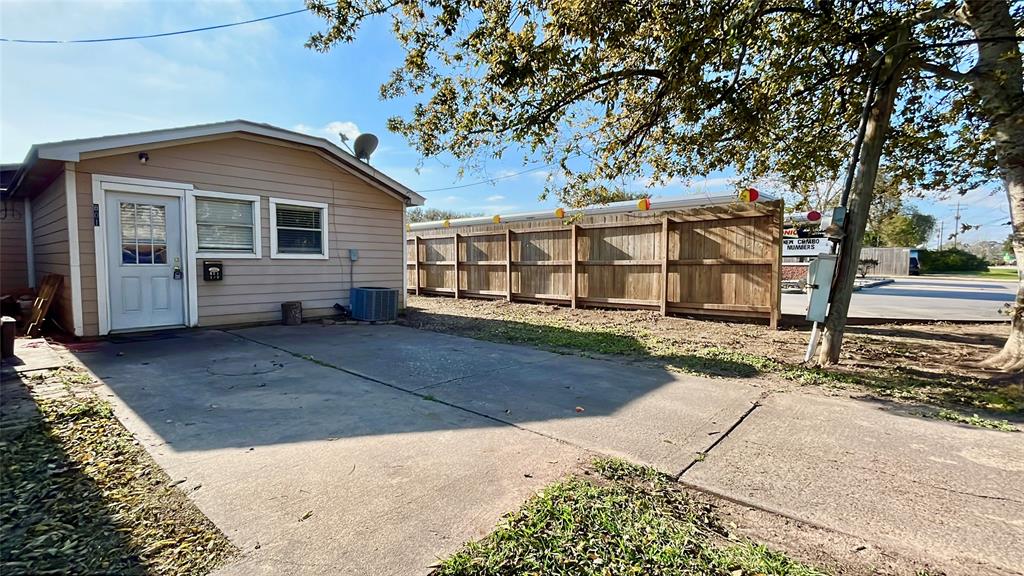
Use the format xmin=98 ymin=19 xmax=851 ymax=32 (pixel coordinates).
xmin=820 ymin=206 xmax=848 ymax=239
xmin=806 ymin=254 xmax=837 ymax=323
xmin=203 ymin=261 xmax=223 ymax=282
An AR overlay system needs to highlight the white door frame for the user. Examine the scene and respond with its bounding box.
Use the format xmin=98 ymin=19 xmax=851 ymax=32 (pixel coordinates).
xmin=93 ymin=174 xmax=198 ymax=335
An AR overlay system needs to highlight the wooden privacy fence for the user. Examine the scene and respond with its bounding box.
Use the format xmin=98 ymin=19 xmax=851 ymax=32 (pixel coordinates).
xmin=858 ymin=247 xmax=912 ymax=276
xmin=407 ymin=201 xmax=783 ymax=327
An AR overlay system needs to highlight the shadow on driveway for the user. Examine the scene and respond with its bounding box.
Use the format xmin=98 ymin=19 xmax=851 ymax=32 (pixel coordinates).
xmin=71 ymin=325 xmax=759 ymax=474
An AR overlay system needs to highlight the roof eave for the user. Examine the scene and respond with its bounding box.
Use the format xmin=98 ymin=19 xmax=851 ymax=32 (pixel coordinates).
xmin=30 ymin=120 xmax=425 ymax=205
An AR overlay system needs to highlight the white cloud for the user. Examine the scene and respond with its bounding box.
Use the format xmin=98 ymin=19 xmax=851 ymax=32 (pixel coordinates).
xmin=325 ymin=121 xmax=361 ymax=141
xmin=292 ymin=121 xmax=361 ymax=143
xmin=486 ymin=194 xmax=505 ymax=202
xmin=529 ymin=170 xmax=554 ymax=182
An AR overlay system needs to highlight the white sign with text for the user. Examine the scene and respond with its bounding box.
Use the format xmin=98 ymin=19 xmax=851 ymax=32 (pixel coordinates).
xmin=783 ymin=237 xmax=831 ymax=257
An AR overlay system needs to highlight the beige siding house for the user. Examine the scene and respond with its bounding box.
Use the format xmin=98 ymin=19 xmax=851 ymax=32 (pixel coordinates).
xmin=1 ymin=165 xmax=31 ymax=295
xmin=4 ymin=120 xmax=424 ymax=337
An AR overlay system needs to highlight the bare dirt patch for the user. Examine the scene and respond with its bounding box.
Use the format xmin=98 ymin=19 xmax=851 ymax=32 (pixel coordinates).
xmin=401 ymin=295 xmax=1023 ymax=419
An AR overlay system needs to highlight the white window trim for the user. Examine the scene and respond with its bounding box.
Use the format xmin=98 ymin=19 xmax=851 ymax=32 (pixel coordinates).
xmin=92 ymin=174 xmax=197 ymax=336
xmin=269 ymin=197 xmax=329 ymax=260
xmin=65 ymin=164 xmax=83 ymax=337
xmin=187 ymin=189 xmax=262 ymax=259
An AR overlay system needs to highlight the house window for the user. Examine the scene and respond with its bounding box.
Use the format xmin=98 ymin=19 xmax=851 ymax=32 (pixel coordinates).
xmin=120 ymin=202 xmax=167 ymax=264
xmin=190 ymin=190 xmax=261 ymax=258
xmin=270 ymin=198 xmax=329 ymax=259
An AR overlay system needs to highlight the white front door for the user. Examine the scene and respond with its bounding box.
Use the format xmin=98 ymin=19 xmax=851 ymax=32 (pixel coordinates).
xmin=106 ymin=192 xmax=186 ymax=331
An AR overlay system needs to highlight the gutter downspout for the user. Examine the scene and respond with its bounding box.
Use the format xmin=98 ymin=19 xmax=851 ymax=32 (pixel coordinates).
xmin=24 ymin=197 xmax=35 ymax=288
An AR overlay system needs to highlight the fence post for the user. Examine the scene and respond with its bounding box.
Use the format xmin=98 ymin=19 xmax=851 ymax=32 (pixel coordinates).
xmin=505 ymin=229 xmax=513 ymax=302
xmin=661 ymin=215 xmax=669 ymax=316
xmin=413 ymin=236 xmax=421 ymax=296
xmin=571 ymin=225 xmax=579 ymax=309
xmin=770 ymin=203 xmax=782 ymax=329
xmin=453 ymin=232 xmax=460 ymax=299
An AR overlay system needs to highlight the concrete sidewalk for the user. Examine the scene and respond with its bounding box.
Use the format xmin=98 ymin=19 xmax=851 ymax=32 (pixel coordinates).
xmin=684 ymin=394 xmax=1024 ymax=575
xmin=70 ymin=324 xmax=1024 ymax=575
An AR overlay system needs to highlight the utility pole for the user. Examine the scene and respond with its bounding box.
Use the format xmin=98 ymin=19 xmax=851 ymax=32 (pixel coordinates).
xmin=953 ymin=201 xmax=961 ymax=250
xmin=938 ymin=221 xmax=944 ymax=250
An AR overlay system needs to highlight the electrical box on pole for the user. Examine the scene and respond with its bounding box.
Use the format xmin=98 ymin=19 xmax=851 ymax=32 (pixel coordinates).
xmin=806 ymin=254 xmax=838 ymax=323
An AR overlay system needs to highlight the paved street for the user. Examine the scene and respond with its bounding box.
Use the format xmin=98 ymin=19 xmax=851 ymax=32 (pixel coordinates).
xmin=783 ymin=277 xmax=1017 ymax=321
xmin=71 ymin=324 xmax=1023 ymax=576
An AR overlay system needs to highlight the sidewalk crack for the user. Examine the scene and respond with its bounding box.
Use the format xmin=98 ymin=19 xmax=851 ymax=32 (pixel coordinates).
xmin=676 ymin=391 xmax=769 ymax=479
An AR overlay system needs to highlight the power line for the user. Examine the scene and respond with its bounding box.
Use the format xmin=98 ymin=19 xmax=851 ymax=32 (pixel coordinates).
xmin=1 ymin=2 xmax=332 ymax=44
xmin=415 ymin=163 xmax=558 ymax=193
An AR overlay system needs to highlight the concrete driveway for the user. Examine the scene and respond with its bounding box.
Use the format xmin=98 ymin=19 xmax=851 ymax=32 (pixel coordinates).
xmin=74 ymin=325 xmax=759 ymax=575
xmin=72 ymin=324 xmax=1024 ymax=575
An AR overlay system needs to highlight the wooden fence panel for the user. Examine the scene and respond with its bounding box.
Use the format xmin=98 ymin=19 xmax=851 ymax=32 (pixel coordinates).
xmin=407 ymin=201 xmax=783 ymax=325
xmin=859 ymin=247 xmax=911 ymax=276
xmin=459 ymin=233 xmax=507 ymax=295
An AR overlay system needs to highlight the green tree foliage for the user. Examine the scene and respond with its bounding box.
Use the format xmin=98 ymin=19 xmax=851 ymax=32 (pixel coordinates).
xmin=308 ymin=0 xmax=1024 ymax=369
xmin=585 ymin=186 xmax=649 ymax=204
xmin=865 ymin=173 xmax=906 ymax=234
xmin=308 ymin=1 xmax=1018 ymax=202
xmin=407 ymin=207 xmax=482 ymax=223
xmin=867 ymin=210 xmax=937 ymax=247
xmin=863 ymin=172 xmax=935 ymax=247
xmin=965 ymin=239 xmax=1009 ymax=264
xmin=918 ymin=248 xmax=990 ymax=272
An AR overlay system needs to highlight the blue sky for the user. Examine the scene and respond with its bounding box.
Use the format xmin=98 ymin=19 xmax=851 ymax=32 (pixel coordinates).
xmin=0 ymin=0 xmax=1011 ymax=243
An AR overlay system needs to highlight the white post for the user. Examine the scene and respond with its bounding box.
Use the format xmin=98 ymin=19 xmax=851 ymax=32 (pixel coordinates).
xmin=804 ymin=321 xmax=821 ymax=363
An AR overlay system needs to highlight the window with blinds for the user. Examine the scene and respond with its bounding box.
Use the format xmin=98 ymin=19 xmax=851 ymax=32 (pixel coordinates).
xmin=196 ymin=198 xmax=255 ymax=253
xmin=274 ymin=203 xmax=324 ymax=254
xmin=120 ymin=202 xmax=167 ymax=264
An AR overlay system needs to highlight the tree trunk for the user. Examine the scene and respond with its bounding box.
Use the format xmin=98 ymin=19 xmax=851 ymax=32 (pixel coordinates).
xmin=818 ymin=41 xmax=911 ymax=365
xmin=964 ymin=0 xmax=1024 ymax=372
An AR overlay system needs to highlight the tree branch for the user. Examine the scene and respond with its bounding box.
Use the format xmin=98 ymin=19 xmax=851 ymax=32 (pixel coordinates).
xmin=466 ymin=68 xmax=666 ymax=136
xmin=907 ymin=2 xmax=961 ymax=25
xmin=919 ymin=60 xmax=972 ymax=81
xmin=916 ymin=35 xmax=1024 ymax=50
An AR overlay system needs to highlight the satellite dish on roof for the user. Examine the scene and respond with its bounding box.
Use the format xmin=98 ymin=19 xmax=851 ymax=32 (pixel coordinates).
xmin=337 ymin=132 xmax=354 ymax=155
xmin=353 ymin=133 xmax=379 ymax=163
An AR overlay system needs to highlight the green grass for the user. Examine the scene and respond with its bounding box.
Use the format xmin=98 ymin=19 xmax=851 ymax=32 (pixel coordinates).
xmin=929 ymin=268 xmax=1020 ymax=281
xmin=476 ymin=316 xmax=775 ymax=378
xmin=434 ymin=312 xmax=1023 ymax=413
xmin=432 ymin=458 xmax=823 ymax=576
xmin=931 ymin=409 xmax=1017 ymax=432
xmin=470 ymin=313 xmax=850 ymax=382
